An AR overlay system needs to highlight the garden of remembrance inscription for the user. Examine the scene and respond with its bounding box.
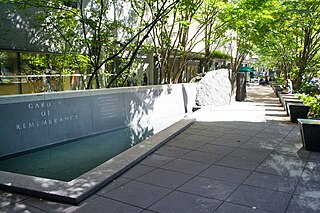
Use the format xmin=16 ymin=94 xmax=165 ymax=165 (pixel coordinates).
xmin=0 ymin=84 xmax=197 ymax=158
xmin=15 ymin=101 xmax=78 ymax=131
xmin=0 ymin=94 xmax=127 ymax=158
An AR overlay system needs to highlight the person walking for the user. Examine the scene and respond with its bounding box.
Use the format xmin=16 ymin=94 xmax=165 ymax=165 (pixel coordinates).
xmin=142 ymin=73 xmax=148 ymax=85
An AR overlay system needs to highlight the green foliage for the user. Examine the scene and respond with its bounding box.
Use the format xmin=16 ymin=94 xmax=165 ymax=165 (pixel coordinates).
xmin=300 ymin=94 xmax=320 ymax=116
xmin=0 ymin=52 xmax=9 ymax=66
xmin=18 ymin=53 xmax=91 ymax=75
xmin=273 ymin=76 xmax=286 ymax=86
xmin=3 ymin=0 xmax=318 ymax=90
xmin=254 ymin=0 xmax=320 ymax=87
xmin=20 ymin=54 xmax=47 ymax=74
xmin=210 ymin=50 xmax=230 ymax=59
xmin=3 ymin=0 xmax=178 ymax=88
xmin=297 ymin=81 xmax=320 ymax=96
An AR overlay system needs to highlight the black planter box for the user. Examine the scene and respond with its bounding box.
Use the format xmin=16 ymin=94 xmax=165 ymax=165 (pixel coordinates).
xmin=289 ymin=104 xmax=310 ymax=123
xmin=274 ymin=86 xmax=284 ymax=97
xmin=298 ymin=119 xmax=320 ymax=151
xmin=279 ymin=94 xmax=296 ymax=107
xmin=285 ymin=99 xmax=304 ymax=115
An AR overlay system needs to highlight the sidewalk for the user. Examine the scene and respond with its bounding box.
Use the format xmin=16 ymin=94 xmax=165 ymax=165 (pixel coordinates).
xmin=1 ymin=85 xmax=320 ymax=213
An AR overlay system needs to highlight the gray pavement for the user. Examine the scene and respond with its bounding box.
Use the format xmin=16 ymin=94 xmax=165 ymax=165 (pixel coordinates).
xmin=1 ymin=85 xmax=320 ymax=213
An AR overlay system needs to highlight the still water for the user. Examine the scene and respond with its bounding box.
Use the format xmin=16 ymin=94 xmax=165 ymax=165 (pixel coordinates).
xmin=0 ymin=127 xmax=153 ymax=181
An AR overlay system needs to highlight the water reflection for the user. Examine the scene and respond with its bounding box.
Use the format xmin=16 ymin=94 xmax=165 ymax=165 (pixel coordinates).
xmin=0 ymin=127 xmax=153 ymax=181
xmin=256 ymin=154 xmax=306 ymax=178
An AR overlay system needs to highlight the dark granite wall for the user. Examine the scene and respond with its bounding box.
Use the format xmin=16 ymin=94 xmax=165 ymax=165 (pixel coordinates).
xmin=0 ymin=84 xmax=196 ymax=157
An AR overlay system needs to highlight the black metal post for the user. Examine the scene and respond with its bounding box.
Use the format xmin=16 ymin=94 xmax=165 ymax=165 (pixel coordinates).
xmin=16 ymin=52 xmax=22 ymax=94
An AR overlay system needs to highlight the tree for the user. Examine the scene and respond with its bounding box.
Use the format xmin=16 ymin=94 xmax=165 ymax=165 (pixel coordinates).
xmin=285 ymin=0 xmax=320 ymax=87
xmin=150 ymin=0 xmax=206 ymax=84
xmin=150 ymin=0 xmax=230 ymax=84
xmin=223 ymin=0 xmax=285 ymax=76
xmin=196 ymin=0 xmax=228 ymax=73
xmin=251 ymin=0 xmax=320 ymax=89
xmin=220 ymin=0 xmax=253 ymax=88
xmin=251 ymin=0 xmax=295 ymax=79
xmin=3 ymin=0 xmax=179 ymax=89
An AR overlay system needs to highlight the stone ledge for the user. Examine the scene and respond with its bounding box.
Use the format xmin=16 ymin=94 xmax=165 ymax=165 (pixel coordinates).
xmin=0 ymin=84 xmax=192 ymax=104
xmin=0 ymin=118 xmax=195 ymax=204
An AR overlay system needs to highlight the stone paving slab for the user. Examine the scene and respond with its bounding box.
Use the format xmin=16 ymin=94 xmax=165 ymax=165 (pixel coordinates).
xmin=1 ymin=85 xmax=320 ymax=212
xmin=214 ymin=202 xmax=271 ymax=213
xmin=177 ymin=176 xmax=239 ymax=200
xmin=148 ymin=191 xmax=221 ymax=213
xmin=226 ymin=185 xmax=292 ymax=212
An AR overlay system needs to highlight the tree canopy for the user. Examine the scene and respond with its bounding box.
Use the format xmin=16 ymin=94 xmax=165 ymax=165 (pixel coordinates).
xmin=1 ymin=0 xmax=320 ymax=91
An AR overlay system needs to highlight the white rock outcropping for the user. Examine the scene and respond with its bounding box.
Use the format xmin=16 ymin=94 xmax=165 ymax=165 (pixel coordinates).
xmin=195 ymin=69 xmax=232 ymax=106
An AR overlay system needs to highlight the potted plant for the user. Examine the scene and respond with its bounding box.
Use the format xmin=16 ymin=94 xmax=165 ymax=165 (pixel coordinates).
xmin=300 ymin=94 xmax=320 ymax=119
xmin=297 ymin=94 xmax=320 ymax=151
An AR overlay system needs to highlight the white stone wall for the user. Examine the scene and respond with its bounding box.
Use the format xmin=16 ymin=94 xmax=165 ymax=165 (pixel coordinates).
xmin=195 ymin=69 xmax=233 ymax=106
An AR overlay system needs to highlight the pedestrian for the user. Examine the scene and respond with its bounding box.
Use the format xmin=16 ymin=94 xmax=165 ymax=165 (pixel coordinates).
xmin=142 ymin=73 xmax=148 ymax=85
xmin=259 ymin=78 xmax=264 ymax=85
xmin=0 ymin=69 xmax=3 ymax=82
xmin=265 ymin=76 xmax=269 ymax=85
xmin=286 ymin=79 xmax=293 ymax=94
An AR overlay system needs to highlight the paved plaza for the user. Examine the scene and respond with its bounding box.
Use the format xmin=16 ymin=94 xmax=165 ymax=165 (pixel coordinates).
xmin=1 ymin=85 xmax=320 ymax=213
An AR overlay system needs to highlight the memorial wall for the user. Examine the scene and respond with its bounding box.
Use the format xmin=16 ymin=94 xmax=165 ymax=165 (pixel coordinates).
xmin=0 ymin=84 xmax=197 ymax=158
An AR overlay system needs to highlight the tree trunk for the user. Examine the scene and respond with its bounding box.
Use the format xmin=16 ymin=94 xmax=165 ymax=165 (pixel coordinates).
xmin=236 ymin=72 xmax=246 ymax=101
xmin=204 ymin=25 xmax=210 ymax=73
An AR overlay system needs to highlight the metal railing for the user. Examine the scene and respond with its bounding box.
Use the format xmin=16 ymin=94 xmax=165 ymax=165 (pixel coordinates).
xmin=0 ymin=74 xmax=90 ymax=95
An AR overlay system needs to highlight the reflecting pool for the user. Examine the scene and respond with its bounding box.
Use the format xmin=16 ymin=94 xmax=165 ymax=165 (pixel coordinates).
xmin=0 ymin=127 xmax=152 ymax=181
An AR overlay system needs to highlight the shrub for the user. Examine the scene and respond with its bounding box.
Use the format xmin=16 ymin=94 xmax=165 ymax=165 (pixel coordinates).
xmin=296 ymin=81 xmax=320 ymax=96
xmin=210 ymin=50 xmax=230 ymax=59
xmin=300 ymin=94 xmax=320 ymax=116
xmin=273 ymin=76 xmax=286 ymax=86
